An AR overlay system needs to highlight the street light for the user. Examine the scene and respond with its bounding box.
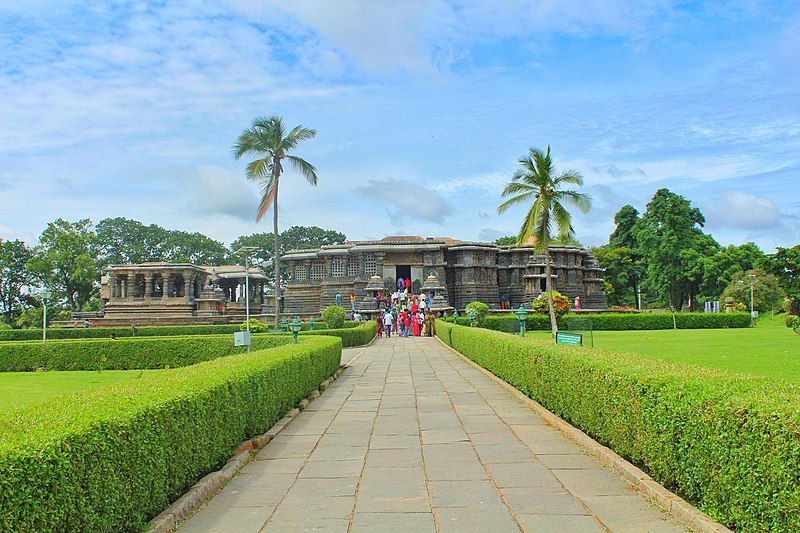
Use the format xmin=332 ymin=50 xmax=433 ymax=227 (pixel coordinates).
xmin=515 ymin=304 xmax=528 ymax=337
xmin=39 ymin=290 xmax=51 ymax=343
xmin=739 ymin=274 xmax=757 ymax=325
xmin=467 ymin=308 xmax=477 ymax=327
xmin=289 ymin=316 xmax=302 ymax=343
xmin=279 ymin=317 xmax=289 ymax=332
xmin=235 ymin=246 xmax=259 ymax=351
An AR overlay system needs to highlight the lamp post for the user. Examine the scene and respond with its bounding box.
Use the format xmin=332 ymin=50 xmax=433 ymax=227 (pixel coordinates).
xmin=515 ymin=304 xmax=528 ymax=337
xmin=235 ymin=246 xmax=259 ymax=351
xmin=279 ymin=317 xmax=289 ymax=332
xmin=748 ymin=273 xmax=756 ymax=325
xmin=467 ymin=309 xmax=477 ymax=327
xmin=40 ymin=290 xmax=51 ymax=343
xmin=289 ymin=316 xmax=302 ymax=343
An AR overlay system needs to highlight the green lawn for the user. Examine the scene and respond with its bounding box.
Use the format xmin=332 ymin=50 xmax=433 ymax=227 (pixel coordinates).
xmin=525 ymin=316 xmax=800 ymax=383
xmin=0 ymin=369 xmax=158 ymax=410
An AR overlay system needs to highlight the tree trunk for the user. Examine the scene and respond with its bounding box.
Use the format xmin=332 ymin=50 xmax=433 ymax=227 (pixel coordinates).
xmin=544 ymin=241 xmax=558 ymax=336
xmin=273 ymin=178 xmax=281 ymax=326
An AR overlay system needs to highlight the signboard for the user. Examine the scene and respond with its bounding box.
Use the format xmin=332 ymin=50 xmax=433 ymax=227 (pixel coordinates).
xmin=751 ymin=311 xmax=759 ymax=318
xmin=713 ymin=300 xmax=720 ymax=313
xmin=234 ymin=331 xmax=251 ymax=347
xmin=704 ymin=301 xmax=711 ymax=313
xmin=556 ymin=332 xmax=582 ymax=346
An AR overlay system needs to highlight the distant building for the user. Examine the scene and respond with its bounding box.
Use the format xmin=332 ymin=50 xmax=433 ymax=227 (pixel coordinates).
xmin=281 ymin=236 xmax=606 ymax=314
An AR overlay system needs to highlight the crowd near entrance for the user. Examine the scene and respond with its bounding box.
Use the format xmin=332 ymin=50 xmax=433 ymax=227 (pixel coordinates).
xmin=355 ymin=274 xmax=438 ymax=340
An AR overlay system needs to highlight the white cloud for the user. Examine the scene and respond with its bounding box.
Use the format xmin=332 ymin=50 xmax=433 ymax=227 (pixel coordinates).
xmin=180 ymin=166 xmax=260 ymax=222
xmin=354 ymin=179 xmax=453 ymax=224
xmin=707 ymin=191 xmax=782 ymax=230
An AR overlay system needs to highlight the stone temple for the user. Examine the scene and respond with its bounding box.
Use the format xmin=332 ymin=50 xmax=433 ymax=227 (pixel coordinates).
xmin=282 ymin=236 xmax=606 ymax=315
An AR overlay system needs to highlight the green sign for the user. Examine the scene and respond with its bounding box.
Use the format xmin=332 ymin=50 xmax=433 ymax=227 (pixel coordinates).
xmin=556 ymin=332 xmax=582 ymax=346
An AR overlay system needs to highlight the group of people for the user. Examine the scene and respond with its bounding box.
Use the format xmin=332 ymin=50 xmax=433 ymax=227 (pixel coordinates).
xmin=377 ymin=304 xmax=437 ymax=338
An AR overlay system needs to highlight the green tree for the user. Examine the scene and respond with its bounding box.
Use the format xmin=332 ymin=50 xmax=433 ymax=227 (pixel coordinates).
xmin=0 ymin=239 xmax=34 ymax=325
xmin=495 ymin=236 xmax=518 ymax=246
xmin=700 ymin=242 xmax=765 ymax=300
xmin=721 ymin=269 xmax=785 ymax=314
xmin=95 ymin=217 xmax=169 ymax=265
xmin=762 ymin=245 xmax=800 ymax=314
xmin=592 ymin=245 xmax=640 ymax=307
xmin=608 ymin=205 xmax=639 ymax=249
xmin=233 ymin=115 xmax=318 ymax=325
xmin=162 ymin=231 xmax=229 ymax=265
xmin=633 ymin=189 xmax=717 ymax=310
xmin=231 ymin=226 xmax=345 ymax=282
xmin=497 ymin=146 xmax=591 ymax=335
xmin=27 ymin=219 xmax=99 ymax=311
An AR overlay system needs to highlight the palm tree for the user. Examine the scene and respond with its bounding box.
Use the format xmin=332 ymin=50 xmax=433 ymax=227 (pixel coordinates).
xmin=497 ymin=146 xmax=591 ymax=336
xmin=233 ymin=116 xmax=317 ymax=325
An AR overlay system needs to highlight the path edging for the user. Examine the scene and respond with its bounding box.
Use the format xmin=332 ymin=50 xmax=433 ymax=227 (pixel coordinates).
xmin=147 ymin=366 xmax=346 ymax=532
xmin=435 ymin=337 xmax=730 ymax=533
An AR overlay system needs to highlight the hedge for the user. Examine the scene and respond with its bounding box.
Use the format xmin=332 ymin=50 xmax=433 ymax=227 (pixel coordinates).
xmin=435 ymin=322 xmax=800 ymax=531
xmin=0 ymin=334 xmax=291 ymax=372
xmin=481 ymin=312 xmax=752 ymax=332
xmin=301 ymin=320 xmax=375 ymax=347
xmin=0 ymin=336 xmax=341 ymax=531
xmin=0 ymin=320 xmax=353 ymax=342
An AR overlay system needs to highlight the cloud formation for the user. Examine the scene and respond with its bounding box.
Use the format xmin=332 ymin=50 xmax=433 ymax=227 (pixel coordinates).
xmin=354 ymin=179 xmax=453 ymax=224
xmin=707 ymin=191 xmax=782 ymax=231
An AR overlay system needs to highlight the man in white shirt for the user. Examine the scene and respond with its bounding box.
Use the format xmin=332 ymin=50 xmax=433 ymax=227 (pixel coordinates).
xmin=382 ymin=310 xmax=393 ymax=337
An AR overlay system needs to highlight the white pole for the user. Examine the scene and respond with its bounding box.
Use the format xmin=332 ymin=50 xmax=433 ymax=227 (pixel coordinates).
xmin=636 ymin=284 xmax=641 ymax=311
xmin=750 ymin=277 xmax=755 ymax=326
xmin=245 ymin=254 xmax=251 ymax=351
xmin=42 ymin=297 xmax=47 ymax=343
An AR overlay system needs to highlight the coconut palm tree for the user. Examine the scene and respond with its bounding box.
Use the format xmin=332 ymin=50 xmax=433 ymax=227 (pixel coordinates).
xmin=233 ymin=116 xmax=317 ymax=325
xmin=497 ymin=146 xmax=591 ymax=336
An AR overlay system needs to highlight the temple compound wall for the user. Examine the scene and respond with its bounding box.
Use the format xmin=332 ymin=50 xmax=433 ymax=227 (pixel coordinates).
xmin=281 ymin=236 xmax=606 ymax=314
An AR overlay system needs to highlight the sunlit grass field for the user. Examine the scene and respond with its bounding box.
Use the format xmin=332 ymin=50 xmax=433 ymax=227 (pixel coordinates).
xmin=525 ymin=315 xmax=800 ymax=384
xmin=0 ymin=369 xmax=158 ymax=410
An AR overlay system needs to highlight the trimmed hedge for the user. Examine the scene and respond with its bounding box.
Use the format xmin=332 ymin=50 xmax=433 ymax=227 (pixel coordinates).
xmin=0 ymin=336 xmax=341 ymax=531
xmin=0 ymin=334 xmax=291 ymax=372
xmin=481 ymin=312 xmax=752 ymax=332
xmin=436 ymin=322 xmax=800 ymax=531
xmin=0 ymin=320 xmax=349 ymax=342
xmin=302 ymin=320 xmax=375 ymax=347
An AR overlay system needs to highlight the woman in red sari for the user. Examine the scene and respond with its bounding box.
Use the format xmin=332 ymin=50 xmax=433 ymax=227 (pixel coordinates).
xmin=412 ymin=312 xmax=421 ymax=336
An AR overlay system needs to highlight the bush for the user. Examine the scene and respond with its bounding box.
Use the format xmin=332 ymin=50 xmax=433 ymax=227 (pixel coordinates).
xmin=532 ymin=290 xmax=570 ymax=317
xmin=465 ymin=301 xmax=489 ymax=326
xmin=787 ymin=315 xmax=800 ymax=334
xmin=0 ymin=324 xmax=245 ymax=342
xmin=481 ymin=312 xmax=751 ymax=332
xmin=302 ymin=320 xmax=375 ymax=347
xmin=435 ymin=322 xmax=800 ymax=531
xmin=240 ymin=318 xmax=270 ymax=333
xmin=0 ymin=336 xmax=341 ymax=531
xmin=322 ymin=306 xmax=347 ymax=329
xmin=0 ymin=334 xmax=291 ymax=372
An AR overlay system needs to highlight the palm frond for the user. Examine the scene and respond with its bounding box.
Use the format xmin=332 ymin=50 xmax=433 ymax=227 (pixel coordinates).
xmin=551 ymin=200 xmax=575 ymax=240
xmin=553 ymin=170 xmax=584 ymax=187
xmin=497 ymin=191 xmax=534 ymax=214
xmin=556 ymin=189 xmax=592 ymax=213
xmin=500 ymin=181 xmax=535 ymax=197
xmin=283 ymin=125 xmax=317 ymax=151
xmin=245 ymin=158 xmax=272 ymax=182
xmin=286 ymin=155 xmax=318 ymax=186
xmin=255 ymin=177 xmax=278 ymax=222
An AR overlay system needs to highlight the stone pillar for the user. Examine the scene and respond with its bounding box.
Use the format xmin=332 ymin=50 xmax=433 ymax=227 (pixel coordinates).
xmin=144 ymin=274 xmax=153 ymax=300
xmin=163 ymin=275 xmax=171 ymax=298
xmin=184 ymin=274 xmax=194 ymax=302
xmin=123 ymin=276 xmax=128 ymax=298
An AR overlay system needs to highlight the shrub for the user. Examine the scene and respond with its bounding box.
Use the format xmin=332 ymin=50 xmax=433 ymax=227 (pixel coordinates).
xmin=532 ymin=291 xmax=570 ymax=317
xmin=465 ymin=301 xmax=489 ymax=326
xmin=0 ymin=336 xmax=341 ymax=531
xmin=0 ymin=334 xmax=291 ymax=372
xmin=302 ymin=320 xmax=375 ymax=347
xmin=240 ymin=318 xmax=270 ymax=333
xmin=322 ymin=306 xmax=347 ymax=329
xmin=481 ymin=312 xmax=751 ymax=332
xmin=0 ymin=324 xmax=244 ymax=342
xmin=787 ymin=315 xmax=800 ymax=334
xmin=435 ymin=322 xmax=800 ymax=531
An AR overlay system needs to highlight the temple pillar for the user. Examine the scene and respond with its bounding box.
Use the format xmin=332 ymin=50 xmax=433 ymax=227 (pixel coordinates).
xmin=184 ymin=274 xmax=194 ymax=302
xmin=123 ymin=276 xmax=128 ymax=298
xmin=144 ymin=274 xmax=153 ymax=300
xmin=163 ymin=276 xmax=171 ymax=298
xmin=108 ymin=273 xmax=116 ymax=300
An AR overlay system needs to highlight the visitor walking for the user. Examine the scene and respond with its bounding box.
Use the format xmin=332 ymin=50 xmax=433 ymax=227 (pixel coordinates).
xmin=376 ymin=313 xmax=384 ymax=338
xmin=350 ymin=293 xmax=356 ymax=311
xmin=335 ymin=292 xmax=342 ymax=307
xmin=412 ymin=312 xmax=422 ymax=336
xmin=376 ymin=291 xmax=382 ymax=309
xmin=574 ymin=296 xmax=582 ymax=311
xmin=382 ymin=310 xmax=393 ymax=337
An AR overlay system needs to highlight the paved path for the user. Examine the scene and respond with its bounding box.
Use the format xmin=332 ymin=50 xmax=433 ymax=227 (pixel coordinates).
xmin=180 ymin=337 xmax=685 ymax=532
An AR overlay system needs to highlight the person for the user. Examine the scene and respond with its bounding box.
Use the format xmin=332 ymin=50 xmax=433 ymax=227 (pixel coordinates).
xmin=426 ymin=311 xmax=436 ymax=337
xmin=500 ymin=293 xmax=509 ymax=310
xmin=350 ymin=293 xmax=356 ymax=311
xmin=376 ymin=291 xmax=382 ymax=309
xmin=391 ymin=307 xmax=399 ymax=334
xmin=420 ymin=297 xmax=427 ymax=312
xmin=383 ymin=309 xmax=393 ymax=337
xmin=353 ymin=311 xmax=362 ymax=322
xmin=404 ymin=278 xmax=411 ymax=292
xmin=427 ymin=291 xmax=434 ymax=307
xmin=412 ymin=312 xmax=422 ymax=336
xmin=575 ymin=296 xmax=582 ymax=311
xmin=110 ymin=332 xmax=117 ymax=340
xmin=335 ymin=292 xmax=342 ymax=307
xmin=83 ymin=319 xmax=90 ymax=328
xmin=397 ymin=277 xmax=404 ymax=291
xmin=399 ymin=309 xmax=409 ymax=337
xmin=411 ymin=300 xmax=419 ymax=314
xmin=376 ymin=313 xmax=384 ymax=338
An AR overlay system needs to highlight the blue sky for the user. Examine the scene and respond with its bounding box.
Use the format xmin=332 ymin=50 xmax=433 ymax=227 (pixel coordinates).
xmin=1 ymin=1 xmax=798 ymax=251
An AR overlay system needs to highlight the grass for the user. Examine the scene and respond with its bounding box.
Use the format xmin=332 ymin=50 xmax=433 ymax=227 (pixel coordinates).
xmin=525 ymin=315 xmax=800 ymax=384
xmin=0 ymin=369 xmax=159 ymax=410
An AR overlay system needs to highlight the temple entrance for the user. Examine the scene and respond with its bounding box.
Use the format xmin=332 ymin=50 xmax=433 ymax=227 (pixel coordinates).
xmin=396 ymin=265 xmax=411 ymax=283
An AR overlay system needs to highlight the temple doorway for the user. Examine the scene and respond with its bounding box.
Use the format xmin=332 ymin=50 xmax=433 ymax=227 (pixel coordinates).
xmin=396 ymin=265 xmax=411 ymax=283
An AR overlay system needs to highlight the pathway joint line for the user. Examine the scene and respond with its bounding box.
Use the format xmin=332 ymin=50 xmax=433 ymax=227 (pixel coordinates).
xmin=434 ymin=336 xmax=730 ymax=533
xmin=147 ymin=368 xmax=343 ymax=533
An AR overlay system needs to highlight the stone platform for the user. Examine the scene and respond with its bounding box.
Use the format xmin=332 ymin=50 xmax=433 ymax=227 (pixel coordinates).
xmin=178 ymin=337 xmax=685 ymax=532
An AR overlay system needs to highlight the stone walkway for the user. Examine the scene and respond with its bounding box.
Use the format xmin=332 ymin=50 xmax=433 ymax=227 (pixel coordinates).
xmin=180 ymin=337 xmax=685 ymax=532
